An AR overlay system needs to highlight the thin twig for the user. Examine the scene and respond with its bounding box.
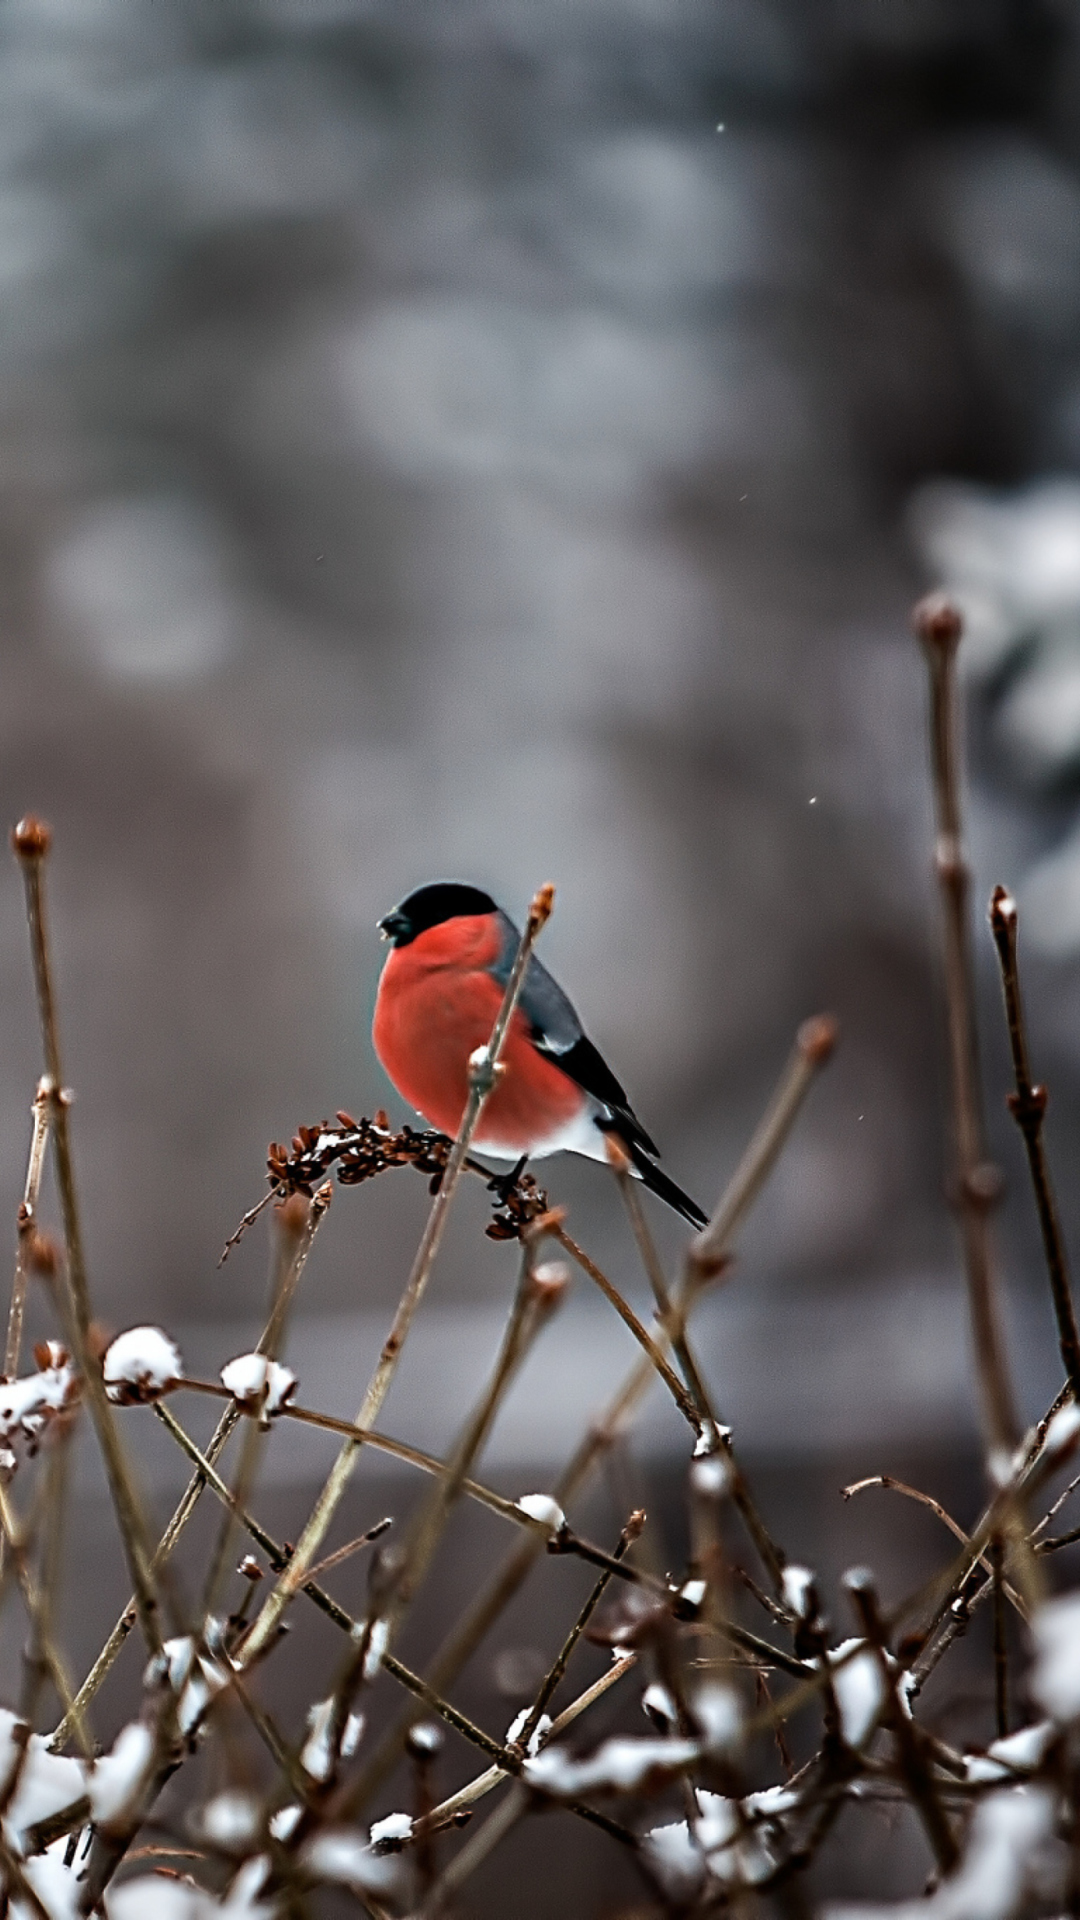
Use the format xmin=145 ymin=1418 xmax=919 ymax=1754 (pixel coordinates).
xmin=50 ymin=1187 xmax=330 ymax=1751
xmin=5 ymin=1078 xmax=51 ymax=1380
xmin=147 ymin=1402 xmax=629 ymax=1859
xmin=516 ymin=1511 xmax=644 ymax=1756
xmin=388 ymin=1245 xmax=564 ymax=1625
xmin=912 ymin=600 xmax=1019 ymax=1460
xmin=346 ymin=1014 xmax=836 ymax=1806
xmin=0 ymin=1481 xmax=88 ymax=1753
xmin=845 ymin=1569 xmax=958 ymax=1874
xmin=841 ymin=1474 xmax=1027 ymax=1620
xmin=236 ymin=882 xmax=555 ymax=1667
xmin=201 ymin=1192 xmax=322 ymax=1617
xmin=617 ymin=1165 xmax=718 ymax=1430
xmin=553 ymin=1225 xmax=702 ymax=1434
xmin=991 ymin=1535 xmax=1008 ymax=1739
xmin=988 ymin=883 xmax=1080 ymax=1399
xmin=12 ymin=817 xmax=165 ymax=1659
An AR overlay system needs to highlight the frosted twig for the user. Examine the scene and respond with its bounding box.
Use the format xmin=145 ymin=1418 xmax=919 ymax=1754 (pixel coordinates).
xmin=201 ymin=1191 xmax=324 ymax=1617
xmin=514 ymin=1511 xmax=644 ymax=1758
xmin=845 ymin=1569 xmax=958 ymax=1872
xmin=236 ymin=882 xmax=555 ymax=1667
xmin=50 ymin=1185 xmax=330 ymax=1752
xmin=348 ymin=1013 xmax=835 ymax=1805
xmin=172 ymin=1376 xmax=540 ymax=1531
xmin=11 ymin=817 xmax=165 ymax=1661
xmin=989 ymin=883 xmax=1080 ymax=1398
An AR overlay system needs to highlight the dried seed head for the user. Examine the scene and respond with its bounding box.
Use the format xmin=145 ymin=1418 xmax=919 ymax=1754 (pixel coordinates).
xmin=33 ymin=1340 xmax=68 ymax=1372
xmin=912 ymin=592 xmax=963 ymax=654
xmin=798 ymin=1013 xmax=839 ymax=1064
xmin=11 ymin=816 xmax=52 ymax=860
xmin=529 ymin=882 xmax=556 ymax=930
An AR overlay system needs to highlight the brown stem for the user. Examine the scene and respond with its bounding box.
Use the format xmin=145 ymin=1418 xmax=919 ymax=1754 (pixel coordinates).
xmin=50 ymin=1188 xmax=329 ymax=1752
xmin=913 ymin=600 xmax=1019 ymax=1459
xmin=991 ymin=1535 xmax=1008 ymax=1739
xmin=6 ymin=1078 xmax=51 ymax=1380
xmin=845 ymin=1569 xmax=958 ymax=1875
xmin=345 ymin=1013 xmax=835 ymax=1807
xmin=553 ymin=1225 xmax=702 ymax=1433
xmin=237 ymin=883 xmax=556 ymax=1666
xmin=12 ymin=818 xmax=165 ymax=1659
xmin=515 ymin=1512 xmax=644 ymax=1757
xmin=989 ymin=883 xmax=1080 ymax=1398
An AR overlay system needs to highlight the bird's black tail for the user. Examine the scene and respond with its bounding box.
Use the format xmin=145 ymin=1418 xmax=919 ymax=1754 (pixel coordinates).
xmin=625 ymin=1139 xmax=708 ymax=1230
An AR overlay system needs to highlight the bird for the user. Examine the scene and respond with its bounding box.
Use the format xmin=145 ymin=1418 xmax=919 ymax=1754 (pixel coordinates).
xmin=372 ymin=881 xmax=707 ymax=1228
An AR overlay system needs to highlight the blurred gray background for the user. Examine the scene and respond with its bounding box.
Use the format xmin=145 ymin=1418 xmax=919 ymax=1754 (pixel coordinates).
xmin=3 ymin=0 xmax=1080 ymax=1908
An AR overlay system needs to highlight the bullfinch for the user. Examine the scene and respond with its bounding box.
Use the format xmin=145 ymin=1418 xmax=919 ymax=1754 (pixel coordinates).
xmin=372 ymin=881 xmax=707 ymax=1228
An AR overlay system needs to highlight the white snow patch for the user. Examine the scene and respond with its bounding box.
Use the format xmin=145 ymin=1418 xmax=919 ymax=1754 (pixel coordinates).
xmin=690 ymin=1455 xmax=732 ymax=1498
xmin=822 ymin=1785 xmax=1058 ymax=1919
xmin=1031 ymin=1591 xmax=1080 ymax=1723
xmin=362 ymin=1617 xmax=389 ymax=1681
xmin=88 ymin=1720 xmax=154 ymax=1829
xmin=300 ymin=1697 xmax=336 ymax=1783
xmin=525 ymin=1734 xmax=698 ymax=1797
xmin=0 ymin=1363 xmax=77 ymax=1453
xmin=220 ymin=1353 xmax=297 ymax=1423
xmin=196 ymin=1790 xmax=262 ymax=1852
xmin=826 ymin=1639 xmax=887 ymax=1748
xmin=269 ymin=1803 xmax=301 ymax=1842
xmin=642 ymin=1683 xmax=677 ymax=1729
xmin=642 ymin=1786 xmax=791 ymax=1899
xmin=1042 ymin=1402 xmax=1080 ymax=1456
xmin=516 ymin=1493 xmax=565 ymax=1532
xmin=301 ymin=1827 xmax=403 ymax=1894
xmin=694 ymin=1683 xmax=742 ymax=1755
xmin=103 ymin=1327 xmax=183 ymax=1404
xmin=965 ymin=1722 xmax=1054 ymax=1784
xmin=506 ymin=1708 xmax=552 ymax=1756
xmin=145 ymin=1636 xmax=231 ymax=1736
xmin=782 ymin=1564 xmax=815 ymax=1619
xmin=369 ymin=1810 xmax=414 ymax=1850
xmin=0 ymin=1711 xmax=86 ymax=1853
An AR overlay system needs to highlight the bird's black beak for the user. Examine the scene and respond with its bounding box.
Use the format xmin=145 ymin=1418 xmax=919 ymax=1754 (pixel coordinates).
xmin=378 ymin=910 xmax=410 ymax=944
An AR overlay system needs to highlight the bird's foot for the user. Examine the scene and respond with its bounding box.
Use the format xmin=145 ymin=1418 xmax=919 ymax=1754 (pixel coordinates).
xmin=483 ymin=1154 xmax=529 ymax=1205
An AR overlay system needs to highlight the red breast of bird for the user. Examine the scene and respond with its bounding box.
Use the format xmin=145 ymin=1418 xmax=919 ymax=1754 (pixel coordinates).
xmin=372 ymin=911 xmax=590 ymax=1159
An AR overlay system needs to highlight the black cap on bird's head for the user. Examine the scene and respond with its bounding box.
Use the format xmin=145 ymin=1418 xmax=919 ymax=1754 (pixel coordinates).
xmin=378 ymin=881 xmax=498 ymax=947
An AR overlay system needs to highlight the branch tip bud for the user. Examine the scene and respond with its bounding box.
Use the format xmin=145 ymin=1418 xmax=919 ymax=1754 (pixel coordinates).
xmin=912 ymin=592 xmax=963 ymax=653
xmin=989 ymin=885 xmax=1017 ymax=934
xmin=798 ymin=1014 xmax=838 ymax=1064
xmin=11 ymin=816 xmax=52 ymax=861
xmin=528 ymin=882 xmax=556 ymax=931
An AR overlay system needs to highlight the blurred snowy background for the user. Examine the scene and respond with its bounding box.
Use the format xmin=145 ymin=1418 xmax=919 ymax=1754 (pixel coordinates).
xmin=1 ymin=0 xmax=1080 ymax=1903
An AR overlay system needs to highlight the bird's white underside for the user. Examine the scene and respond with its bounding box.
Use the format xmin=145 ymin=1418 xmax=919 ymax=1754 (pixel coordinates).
xmin=470 ymin=1103 xmax=635 ymax=1168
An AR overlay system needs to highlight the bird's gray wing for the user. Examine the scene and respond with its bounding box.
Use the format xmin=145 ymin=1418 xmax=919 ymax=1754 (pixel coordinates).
xmin=489 ymin=913 xmax=660 ymax=1156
